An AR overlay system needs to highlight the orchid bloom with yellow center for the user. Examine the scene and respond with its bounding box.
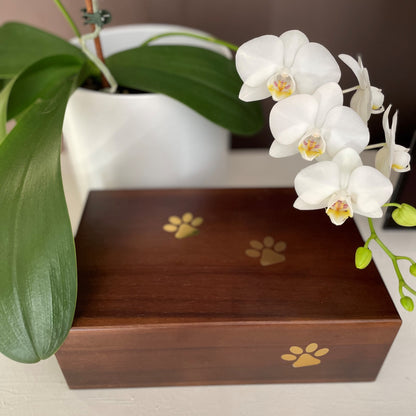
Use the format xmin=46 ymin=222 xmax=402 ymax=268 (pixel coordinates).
xmin=375 ymin=105 xmax=411 ymax=178
xmin=338 ymin=54 xmax=384 ymax=122
xmin=269 ymin=83 xmax=369 ymax=161
xmin=293 ymin=148 xmax=393 ymax=225
xmin=235 ymin=30 xmax=341 ymax=102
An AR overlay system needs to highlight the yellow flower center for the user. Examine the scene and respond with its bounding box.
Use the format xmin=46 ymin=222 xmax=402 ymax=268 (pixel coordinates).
xmin=298 ymin=131 xmax=325 ymax=161
xmin=267 ymin=72 xmax=295 ymax=101
xmin=326 ymin=197 xmax=353 ymax=225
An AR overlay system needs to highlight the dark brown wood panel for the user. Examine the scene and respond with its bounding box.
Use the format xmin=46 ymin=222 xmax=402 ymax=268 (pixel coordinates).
xmin=56 ymin=188 xmax=401 ymax=388
xmin=73 ymin=189 xmax=399 ymax=324
xmin=57 ymin=321 xmax=399 ymax=389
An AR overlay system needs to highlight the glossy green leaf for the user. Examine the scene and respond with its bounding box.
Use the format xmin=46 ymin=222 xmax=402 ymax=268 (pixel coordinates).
xmin=7 ymin=55 xmax=86 ymax=121
xmin=0 ymin=78 xmax=16 ymax=141
xmin=106 ymin=45 xmax=263 ymax=135
xmin=0 ymin=61 xmax=82 ymax=363
xmin=0 ymin=22 xmax=85 ymax=78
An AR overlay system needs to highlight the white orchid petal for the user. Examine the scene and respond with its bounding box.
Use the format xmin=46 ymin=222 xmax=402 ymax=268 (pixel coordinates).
xmin=291 ymin=43 xmax=341 ymax=94
xmin=394 ymin=144 xmax=410 ymax=153
xmin=315 ymin=152 xmax=332 ymax=161
xmin=312 ymin=82 xmax=343 ymax=127
xmin=322 ymin=106 xmax=369 ymax=157
xmin=375 ymin=146 xmax=392 ymax=178
xmin=370 ymin=86 xmax=384 ymax=110
xmin=269 ymin=140 xmax=298 ymax=158
xmin=393 ymin=165 xmax=411 ymax=173
xmin=392 ymin=147 xmax=411 ymax=172
xmin=378 ymin=106 xmax=405 ymax=176
xmin=354 ymin=206 xmax=384 ymax=218
xmin=382 ymin=104 xmax=392 ymax=143
xmin=293 ymin=197 xmax=327 ymax=210
xmin=350 ymin=88 xmax=372 ymax=122
xmin=332 ymin=148 xmax=363 ymax=189
xmin=244 ymin=64 xmax=280 ymax=87
xmin=279 ymin=30 xmax=309 ymax=68
xmin=236 ymin=35 xmax=284 ymax=84
xmin=362 ymin=67 xmax=371 ymax=91
xmin=348 ymin=166 xmax=393 ymax=215
xmin=269 ymin=95 xmax=318 ymax=145
xmin=294 ymin=161 xmax=340 ymax=205
xmin=239 ymin=83 xmax=271 ymax=102
xmin=391 ymin=109 xmax=398 ymax=142
xmin=338 ymin=54 xmax=366 ymax=88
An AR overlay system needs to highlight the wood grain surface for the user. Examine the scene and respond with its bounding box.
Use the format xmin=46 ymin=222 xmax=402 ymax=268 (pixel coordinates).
xmin=56 ymin=188 xmax=401 ymax=388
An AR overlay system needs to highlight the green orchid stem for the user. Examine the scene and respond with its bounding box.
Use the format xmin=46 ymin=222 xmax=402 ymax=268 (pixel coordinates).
xmin=383 ymin=202 xmax=401 ymax=209
xmin=53 ymin=0 xmax=81 ymax=39
xmin=140 ymin=31 xmax=239 ymax=52
xmin=367 ymin=217 xmax=416 ymax=299
xmin=397 ymin=256 xmax=416 ymax=265
xmin=80 ymin=40 xmax=118 ymax=93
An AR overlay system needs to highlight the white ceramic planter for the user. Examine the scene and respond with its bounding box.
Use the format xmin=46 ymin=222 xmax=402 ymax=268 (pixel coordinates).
xmin=62 ymin=24 xmax=231 ymax=190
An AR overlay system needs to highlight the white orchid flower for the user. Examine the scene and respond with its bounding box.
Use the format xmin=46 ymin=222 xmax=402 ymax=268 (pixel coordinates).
xmin=269 ymin=82 xmax=369 ymax=161
xmin=294 ymin=147 xmax=393 ymax=225
xmin=236 ymin=30 xmax=341 ymax=102
xmin=375 ymin=105 xmax=411 ymax=177
xmin=338 ymin=54 xmax=384 ymax=122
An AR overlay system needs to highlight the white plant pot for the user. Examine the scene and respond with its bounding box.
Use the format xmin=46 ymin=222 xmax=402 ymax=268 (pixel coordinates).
xmin=62 ymin=24 xmax=231 ymax=191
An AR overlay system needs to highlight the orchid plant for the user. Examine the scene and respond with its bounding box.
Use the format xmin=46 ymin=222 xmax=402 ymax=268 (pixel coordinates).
xmin=0 ymin=1 xmax=263 ymax=364
xmin=0 ymin=1 xmax=414 ymax=366
xmin=235 ymin=30 xmax=416 ymax=312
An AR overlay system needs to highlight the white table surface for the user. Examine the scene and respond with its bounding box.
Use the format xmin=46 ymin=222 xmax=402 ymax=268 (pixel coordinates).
xmin=1 ymin=149 xmax=416 ymax=416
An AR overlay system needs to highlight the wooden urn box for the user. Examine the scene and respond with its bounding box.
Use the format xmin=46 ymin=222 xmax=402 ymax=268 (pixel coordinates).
xmin=56 ymin=188 xmax=401 ymax=389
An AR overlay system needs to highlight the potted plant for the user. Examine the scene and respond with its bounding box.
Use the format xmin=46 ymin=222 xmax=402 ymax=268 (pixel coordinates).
xmin=63 ymin=23 xmax=244 ymax=191
xmin=0 ymin=0 xmax=414 ymax=366
xmin=0 ymin=0 xmax=263 ymax=364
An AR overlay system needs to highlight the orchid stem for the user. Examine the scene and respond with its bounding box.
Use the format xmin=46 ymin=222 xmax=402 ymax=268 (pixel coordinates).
xmin=79 ymin=0 xmax=117 ymax=92
xmin=365 ymin=143 xmax=385 ymax=150
xmin=85 ymin=0 xmax=107 ymax=66
xmin=140 ymin=31 xmax=239 ymax=52
xmin=397 ymin=256 xmax=416 ymax=265
xmin=342 ymin=86 xmax=359 ymax=94
xmin=366 ymin=217 xmax=416 ymax=300
xmin=383 ymin=203 xmax=401 ymax=209
xmin=79 ymin=37 xmax=117 ymax=93
xmin=53 ymin=0 xmax=81 ymax=38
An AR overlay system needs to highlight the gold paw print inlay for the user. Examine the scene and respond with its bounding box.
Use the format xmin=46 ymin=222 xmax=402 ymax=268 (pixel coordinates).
xmin=281 ymin=343 xmax=329 ymax=368
xmin=245 ymin=236 xmax=286 ymax=266
xmin=163 ymin=212 xmax=203 ymax=239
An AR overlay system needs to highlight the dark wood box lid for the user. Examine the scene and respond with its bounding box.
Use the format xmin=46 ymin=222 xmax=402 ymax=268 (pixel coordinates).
xmin=73 ymin=188 xmax=400 ymax=328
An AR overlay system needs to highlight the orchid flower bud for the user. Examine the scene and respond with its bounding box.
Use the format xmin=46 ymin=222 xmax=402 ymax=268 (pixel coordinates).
xmin=355 ymin=247 xmax=372 ymax=269
xmin=392 ymin=204 xmax=416 ymax=227
xmin=400 ymin=296 xmax=414 ymax=312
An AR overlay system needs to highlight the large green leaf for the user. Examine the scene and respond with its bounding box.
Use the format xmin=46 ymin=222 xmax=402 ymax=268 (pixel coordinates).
xmin=106 ymin=45 xmax=263 ymax=135
xmin=0 ymin=78 xmax=16 ymax=141
xmin=0 ymin=22 xmax=86 ymax=78
xmin=7 ymin=55 xmax=86 ymax=121
xmin=0 ymin=61 xmax=82 ymax=363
